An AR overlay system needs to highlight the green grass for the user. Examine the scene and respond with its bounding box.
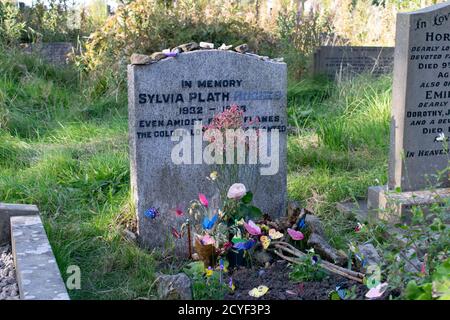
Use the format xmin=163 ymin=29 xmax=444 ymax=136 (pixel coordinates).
xmin=287 ymin=75 xmax=391 ymax=248
xmin=0 ymin=47 xmax=393 ymax=298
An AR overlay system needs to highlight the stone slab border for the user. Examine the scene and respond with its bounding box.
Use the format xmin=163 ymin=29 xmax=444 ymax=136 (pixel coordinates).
xmin=0 ymin=203 xmax=69 ymax=300
xmin=0 ymin=203 xmax=39 ymax=245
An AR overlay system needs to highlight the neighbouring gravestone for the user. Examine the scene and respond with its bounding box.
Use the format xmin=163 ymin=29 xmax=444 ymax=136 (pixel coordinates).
xmin=367 ymin=2 xmax=450 ymax=222
xmin=21 ymin=42 xmax=74 ymax=65
xmin=128 ymin=50 xmax=287 ymax=252
xmin=313 ymin=46 xmax=395 ymax=80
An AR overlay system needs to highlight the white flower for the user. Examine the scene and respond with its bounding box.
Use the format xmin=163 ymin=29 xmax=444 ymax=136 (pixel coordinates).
xmin=436 ymin=133 xmax=446 ymax=142
xmin=227 ymin=183 xmax=247 ymax=200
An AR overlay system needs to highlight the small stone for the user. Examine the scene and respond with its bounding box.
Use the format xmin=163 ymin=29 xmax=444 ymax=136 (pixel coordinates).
xmin=357 ymin=243 xmax=382 ymax=268
xmin=177 ymin=42 xmax=199 ymax=52
xmin=123 ymin=229 xmax=137 ymax=242
xmin=150 ymin=52 xmax=167 ymax=62
xmin=307 ymin=233 xmax=347 ymax=266
xmin=234 ymin=44 xmax=249 ymax=53
xmin=305 ymin=214 xmax=325 ymax=237
xmin=130 ymin=53 xmax=152 ymax=65
xmin=199 ymin=42 xmax=214 ymax=49
xmin=273 ymin=57 xmax=284 ymax=62
xmin=156 ymin=273 xmax=193 ymax=300
xmin=218 ymin=43 xmax=232 ymax=50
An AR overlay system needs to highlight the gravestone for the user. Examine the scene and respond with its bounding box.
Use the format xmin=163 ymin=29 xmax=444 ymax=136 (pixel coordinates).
xmin=367 ymin=2 xmax=450 ymax=222
xmin=128 ymin=50 xmax=287 ymax=251
xmin=21 ymin=42 xmax=74 ymax=65
xmin=313 ymin=46 xmax=394 ymax=80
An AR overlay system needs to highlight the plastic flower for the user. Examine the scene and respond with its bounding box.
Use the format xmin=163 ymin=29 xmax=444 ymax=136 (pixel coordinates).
xmin=227 ymin=183 xmax=247 ymax=200
xmin=223 ymin=241 xmax=233 ymax=250
xmin=198 ymin=193 xmax=208 ymax=207
xmin=229 ymin=277 xmax=235 ymax=291
xmin=209 ymin=171 xmax=218 ymax=181
xmin=200 ymin=234 xmax=215 ymax=245
xmin=355 ymin=222 xmax=363 ymax=232
xmin=144 ymin=207 xmax=159 ymax=219
xmin=436 ymin=132 xmax=445 ymax=142
xmin=287 ymin=228 xmax=304 ymax=240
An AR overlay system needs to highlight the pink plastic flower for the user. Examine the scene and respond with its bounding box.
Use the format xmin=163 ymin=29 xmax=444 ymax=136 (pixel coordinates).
xmin=287 ymin=228 xmax=304 ymax=241
xmin=199 ymin=193 xmax=208 ymax=207
xmin=227 ymin=183 xmax=247 ymax=200
xmin=244 ymin=220 xmax=261 ymax=236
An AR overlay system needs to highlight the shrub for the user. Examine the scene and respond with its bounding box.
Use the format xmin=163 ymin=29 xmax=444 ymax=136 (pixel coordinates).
xmin=77 ymin=0 xmax=277 ymax=71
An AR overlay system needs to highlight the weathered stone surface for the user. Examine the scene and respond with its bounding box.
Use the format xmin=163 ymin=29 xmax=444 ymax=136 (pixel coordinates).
xmin=358 ymin=243 xmax=382 ymax=267
xmin=307 ymin=233 xmax=347 ymax=266
xmin=177 ymin=42 xmax=199 ymax=52
xmin=199 ymin=42 xmax=214 ymax=49
xmin=305 ymin=214 xmax=325 ymax=238
xmin=21 ymin=42 xmax=74 ymax=65
xmin=150 ymin=52 xmax=167 ymax=62
xmin=389 ymin=2 xmax=450 ymax=191
xmin=0 ymin=203 xmax=39 ymax=245
xmin=313 ymin=46 xmax=394 ymax=80
xmin=218 ymin=43 xmax=232 ymax=51
xmin=123 ymin=229 xmax=137 ymax=242
xmin=11 ymin=215 xmax=69 ymax=300
xmin=367 ymin=185 xmax=450 ymax=223
xmin=128 ymin=50 xmax=287 ymax=252
xmin=234 ymin=44 xmax=249 ymax=53
xmin=130 ymin=53 xmax=152 ymax=65
xmin=156 ymin=273 xmax=193 ymax=300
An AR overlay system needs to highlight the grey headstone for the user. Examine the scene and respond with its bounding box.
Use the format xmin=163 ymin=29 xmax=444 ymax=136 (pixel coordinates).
xmin=313 ymin=46 xmax=394 ymax=80
xmin=21 ymin=42 xmax=74 ymax=65
xmin=128 ymin=50 xmax=287 ymax=252
xmin=389 ymin=2 xmax=450 ymax=191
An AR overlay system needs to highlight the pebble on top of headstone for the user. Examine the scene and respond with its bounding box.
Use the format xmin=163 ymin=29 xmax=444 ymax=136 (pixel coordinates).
xmin=389 ymin=1 xmax=450 ymax=191
xmin=127 ymin=47 xmax=287 ymax=252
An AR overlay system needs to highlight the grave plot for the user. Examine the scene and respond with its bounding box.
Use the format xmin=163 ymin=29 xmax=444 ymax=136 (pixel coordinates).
xmin=127 ymin=44 xmax=393 ymax=300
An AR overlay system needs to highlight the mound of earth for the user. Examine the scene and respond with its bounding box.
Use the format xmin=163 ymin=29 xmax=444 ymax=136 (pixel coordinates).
xmin=224 ymin=260 xmax=369 ymax=300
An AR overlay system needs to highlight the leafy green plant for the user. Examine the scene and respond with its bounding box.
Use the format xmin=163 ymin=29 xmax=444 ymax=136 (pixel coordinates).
xmin=372 ymin=201 xmax=449 ymax=298
xmin=405 ymin=258 xmax=450 ymax=300
xmin=289 ymin=250 xmax=327 ymax=282
xmin=183 ymin=261 xmax=229 ymax=300
xmin=0 ymin=2 xmax=26 ymax=45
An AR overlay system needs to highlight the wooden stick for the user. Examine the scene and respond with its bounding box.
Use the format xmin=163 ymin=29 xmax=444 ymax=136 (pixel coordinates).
xmin=273 ymin=242 xmax=365 ymax=278
xmin=271 ymin=242 xmax=365 ymax=283
xmin=272 ymin=249 xmax=364 ymax=283
xmin=273 ymin=242 xmax=365 ymax=279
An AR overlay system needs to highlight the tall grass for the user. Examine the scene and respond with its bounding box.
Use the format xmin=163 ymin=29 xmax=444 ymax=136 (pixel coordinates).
xmin=287 ymin=74 xmax=392 ymax=248
xmin=0 ymin=47 xmax=158 ymax=299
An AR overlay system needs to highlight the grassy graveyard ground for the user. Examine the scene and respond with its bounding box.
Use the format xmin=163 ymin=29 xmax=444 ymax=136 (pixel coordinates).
xmin=0 ymin=48 xmax=391 ymax=299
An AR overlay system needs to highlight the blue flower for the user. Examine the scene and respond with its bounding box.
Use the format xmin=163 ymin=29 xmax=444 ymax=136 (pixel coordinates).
xmin=233 ymin=239 xmax=255 ymax=251
xmin=144 ymin=207 xmax=159 ymax=219
xmin=297 ymin=217 xmax=306 ymax=229
xmin=202 ymin=214 xmax=218 ymax=230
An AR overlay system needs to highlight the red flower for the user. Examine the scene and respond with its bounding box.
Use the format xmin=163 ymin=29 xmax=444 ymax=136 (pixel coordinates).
xmin=223 ymin=242 xmax=233 ymax=250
